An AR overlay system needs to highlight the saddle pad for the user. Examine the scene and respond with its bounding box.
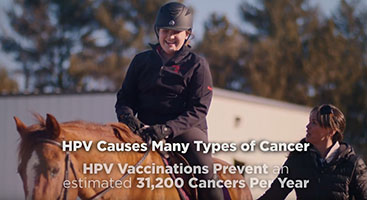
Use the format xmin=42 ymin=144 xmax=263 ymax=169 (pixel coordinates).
xmin=160 ymin=152 xmax=231 ymax=200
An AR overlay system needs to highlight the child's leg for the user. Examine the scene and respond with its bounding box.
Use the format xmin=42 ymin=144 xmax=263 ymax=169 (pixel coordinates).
xmin=170 ymin=127 xmax=224 ymax=200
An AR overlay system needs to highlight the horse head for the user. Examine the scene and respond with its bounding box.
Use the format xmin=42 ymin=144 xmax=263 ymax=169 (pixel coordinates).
xmin=14 ymin=113 xmax=144 ymax=200
xmin=15 ymin=114 xmax=78 ymax=200
xmin=14 ymin=114 xmax=253 ymax=200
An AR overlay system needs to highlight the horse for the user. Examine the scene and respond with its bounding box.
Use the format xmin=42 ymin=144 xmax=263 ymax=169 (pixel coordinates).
xmin=15 ymin=114 xmax=253 ymax=200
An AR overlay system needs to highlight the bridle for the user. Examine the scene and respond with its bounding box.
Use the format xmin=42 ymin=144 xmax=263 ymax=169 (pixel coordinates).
xmin=34 ymin=138 xmax=77 ymax=200
xmin=36 ymin=138 xmax=151 ymax=200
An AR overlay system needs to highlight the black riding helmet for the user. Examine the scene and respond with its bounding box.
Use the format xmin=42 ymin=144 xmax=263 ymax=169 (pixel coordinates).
xmin=154 ymin=2 xmax=193 ymax=41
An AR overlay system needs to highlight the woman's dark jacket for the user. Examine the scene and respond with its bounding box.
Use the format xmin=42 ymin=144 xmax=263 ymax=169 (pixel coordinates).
xmin=115 ymin=44 xmax=213 ymax=137
xmin=259 ymin=140 xmax=367 ymax=200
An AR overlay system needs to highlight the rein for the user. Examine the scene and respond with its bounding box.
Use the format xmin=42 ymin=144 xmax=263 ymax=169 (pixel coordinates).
xmin=37 ymin=138 xmax=151 ymax=200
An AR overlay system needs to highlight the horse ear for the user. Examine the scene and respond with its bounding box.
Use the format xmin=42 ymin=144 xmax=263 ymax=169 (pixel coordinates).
xmin=14 ymin=116 xmax=27 ymax=138
xmin=46 ymin=114 xmax=60 ymax=139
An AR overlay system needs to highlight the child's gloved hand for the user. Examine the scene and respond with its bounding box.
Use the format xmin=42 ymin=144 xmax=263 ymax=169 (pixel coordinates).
xmin=140 ymin=124 xmax=172 ymax=142
xmin=119 ymin=113 xmax=144 ymax=134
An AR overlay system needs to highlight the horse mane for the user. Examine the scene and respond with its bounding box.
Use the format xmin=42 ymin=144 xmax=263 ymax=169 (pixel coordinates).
xmin=18 ymin=114 xmax=143 ymax=170
xmin=60 ymin=120 xmax=143 ymax=144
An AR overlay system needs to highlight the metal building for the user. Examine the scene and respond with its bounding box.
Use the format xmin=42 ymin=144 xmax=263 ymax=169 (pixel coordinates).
xmin=0 ymin=88 xmax=310 ymax=199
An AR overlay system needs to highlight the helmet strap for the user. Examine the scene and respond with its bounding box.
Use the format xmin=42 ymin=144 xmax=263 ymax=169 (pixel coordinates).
xmin=184 ymin=29 xmax=192 ymax=46
xmin=154 ymin=26 xmax=159 ymax=41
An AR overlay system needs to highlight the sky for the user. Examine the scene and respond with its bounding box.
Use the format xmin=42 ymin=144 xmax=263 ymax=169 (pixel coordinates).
xmin=0 ymin=0 xmax=341 ymax=79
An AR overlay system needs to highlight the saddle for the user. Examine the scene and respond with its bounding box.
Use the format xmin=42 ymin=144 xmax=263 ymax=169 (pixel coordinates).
xmin=159 ymin=150 xmax=198 ymax=200
xmin=159 ymin=150 xmax=231 ymax=200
